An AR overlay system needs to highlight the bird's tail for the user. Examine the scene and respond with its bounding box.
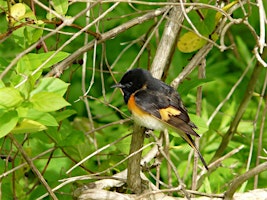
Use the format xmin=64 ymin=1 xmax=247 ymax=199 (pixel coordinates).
xmin=183 ymin=134 xmax=209 ymax=170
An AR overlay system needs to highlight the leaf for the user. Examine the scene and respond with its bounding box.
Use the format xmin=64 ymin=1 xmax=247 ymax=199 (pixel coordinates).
xmin=31 ymin=77 xmax=69 ymax=97
xmin=16 ymin=52 xmax=70 ymax=73
xmin=178 ymin=1 xmax=237 ymax=53
xmin=7 ymin=3 xmax=38 ymax=27
xmin=24 ymin=26 xmax=43 ymax=45
xmin=12 ymin=119 xmax=47 ymax=134
xmin=0 ymin=80 xmax=5 ymax=88
xmin=179 ymin=78 xmax=213 ymax=96
xmin=177 ymin=32 xmax=207 ymax=53
xmin=0 ymin=110 xmax=18 ymax=138
xmin=189 ymin=114 xmax=209 ymax=134
xmin=26 ymin=109 xmax=58 ymax=126
xmin=0 ymin=87 xmax=23 ymax=108
xmin=215 ymin=1 xmax=238 ymax=24
xmin=9 ymin=3 xmax=26 ymax=24
xmin=52 ymin=0 xmax=69 ymax=15
xmin=30 ymin=92 xmax=70 ymax=112
xmin=54 ymin=109 xmax=76 ymax=121
xmin=198 ymin=9 xmax=216 ymax=35
xmin=236 ymin=36 xmax=252 ymax=64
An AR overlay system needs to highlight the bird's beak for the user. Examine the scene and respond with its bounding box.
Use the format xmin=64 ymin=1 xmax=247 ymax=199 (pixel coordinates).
xmin=111 ymin=83 xmax=125 ymax=88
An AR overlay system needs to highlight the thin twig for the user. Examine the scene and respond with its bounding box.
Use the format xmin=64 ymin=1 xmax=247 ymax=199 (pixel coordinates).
xmin=8 ymin=134 xmax=58 ymax=200
xmin=254 ymin=70 xmax=267 ymax=188
xmin=46 ymin=6 xmax=169 ymax=77
xmin=257 ymin=0 xmax=266 ymax=53
xmin=197 ymin=145 xmax=245 ymax=189
xmin=192 ymin=59 xmax=206 ymax=191
xmin=211 ymin=52 xmax=265 ymax=162
xmin=150 ymin=132 xmax=191 ymax=200
xmin=66 ymin=133 xmax=131 ymax=174
xmin=207 ymin=56 xmax=255 ymax=126
xmin=0 ymin=147 xmax=56 ymax=179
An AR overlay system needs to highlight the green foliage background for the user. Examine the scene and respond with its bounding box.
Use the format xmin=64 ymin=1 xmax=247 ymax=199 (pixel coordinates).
xmin=0 ymin=0 xmax=266 ymax=199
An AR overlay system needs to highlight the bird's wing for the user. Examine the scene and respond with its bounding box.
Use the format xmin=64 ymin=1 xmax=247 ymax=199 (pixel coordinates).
xmin=134 ymin=89 xmax=199 ymax=137
xmin=134 ymin=89 xmax=208 ymax=170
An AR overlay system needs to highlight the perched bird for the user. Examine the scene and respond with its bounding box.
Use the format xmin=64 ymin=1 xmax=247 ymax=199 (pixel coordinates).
xmin=113 ymin=68 xmax=208 ymax=170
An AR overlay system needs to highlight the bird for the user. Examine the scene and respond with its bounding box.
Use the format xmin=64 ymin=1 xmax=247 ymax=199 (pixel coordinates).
xmin=113 ymin=68 xmax=208 ymax=170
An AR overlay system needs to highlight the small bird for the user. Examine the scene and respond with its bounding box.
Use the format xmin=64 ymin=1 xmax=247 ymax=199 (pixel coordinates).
xmin=113 ymin=68 xmax=208 ymax=170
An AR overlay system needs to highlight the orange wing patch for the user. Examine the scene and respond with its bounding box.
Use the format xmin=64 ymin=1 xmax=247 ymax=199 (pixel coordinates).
xmin=159 ymin=107 xmax=181 ymax=121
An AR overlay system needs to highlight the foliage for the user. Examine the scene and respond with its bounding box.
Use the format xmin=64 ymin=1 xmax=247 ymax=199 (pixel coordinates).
xmin=0 ymin=0 xmax=266 ymax=199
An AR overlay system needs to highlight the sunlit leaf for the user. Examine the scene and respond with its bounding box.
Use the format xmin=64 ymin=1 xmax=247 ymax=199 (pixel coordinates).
xmin=16 ymin=52 xmax=69 ymax=74
xmin=0 ymin=87 xmax=23 ymax=108
xmin=54 ymin=109 xmax=77 ymax=121
xmin=9 ymin=3 xmax=26 ymax=23
xmin=30 ymin=92 xmax=70 ymax=112
xmin=26 ymin=109 xmax=58 ymax=126
xmin=31 ymin=77 xmax=69 ymax=97
xmin=0 ymin=110 xmax=18 ymax=138
xmin=12 ymin=119 xmax=47 ymax=134
xmin=52 ymin=0 xmax=69 ymax=15
xmin=215 ymin=1 xmax=238 ymax=24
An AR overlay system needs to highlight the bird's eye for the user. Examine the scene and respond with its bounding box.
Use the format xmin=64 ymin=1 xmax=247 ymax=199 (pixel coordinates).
xmin=125 ymin=82 xmax=133 ymax=88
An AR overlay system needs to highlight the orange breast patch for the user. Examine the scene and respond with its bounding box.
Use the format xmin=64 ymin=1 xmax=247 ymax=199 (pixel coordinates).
xmin=127 ymin=94 xmax=148 ymax=116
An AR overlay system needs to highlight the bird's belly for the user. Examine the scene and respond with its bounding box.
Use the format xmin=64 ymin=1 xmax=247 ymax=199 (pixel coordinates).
xmin=132 ymin=112 xmax=165 ymax=130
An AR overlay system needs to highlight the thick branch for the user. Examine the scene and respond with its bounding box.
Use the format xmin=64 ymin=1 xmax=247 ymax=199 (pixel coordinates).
xmin=224 ymin=162 xmax=267 ymax=199
xmin=150 ymin=3 xmax=184 ymax=79
xmin=127 ymin=124 xmax=145 ymax=194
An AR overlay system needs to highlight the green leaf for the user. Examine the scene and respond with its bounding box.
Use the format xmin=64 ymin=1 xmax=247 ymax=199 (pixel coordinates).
xmin=31 ymin=77 xmax=69 ymax=97
xmin=30 ymin=92 xmax=70 ymax=112
xmin=0 ymin=87 xmax=23 ymax=108
xmin=24 ymin=26 xmax=43 ymax=45
xmin=236 ymin=36 xmax=252 ymax=64
xmin=0 ymin=80 xmax=5 ymax=88
xmin=200 ymin=10 xmax=216 ymax=35
xmin=52 ymin=0 xmax=69 ymax=15
xmin=12 ymin=119 xmax=47 ymax=134
xmin=189 ymin=114 xmax=209 ymax=134
xmin=26 ymin=109 xmax=58 ymax=126
xmin=0 ymin=110 xmax=18 ymax=138
xmin=54 ymin=109 xmax=76 ymax=121
xmin=179 ymin=78 xmax=213 ymax=96
xmin=16 ymin=52 xmax=70 ymax=73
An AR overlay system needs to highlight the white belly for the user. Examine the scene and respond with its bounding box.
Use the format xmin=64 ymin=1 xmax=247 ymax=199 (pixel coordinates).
xmin=132 ymin=112 xmax=165 ymax=130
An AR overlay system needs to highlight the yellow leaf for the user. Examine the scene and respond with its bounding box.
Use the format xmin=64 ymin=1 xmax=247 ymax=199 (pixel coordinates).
xmin=215 ymin=1 xmax=238 ymax=24
xmin=177 ymin=32 xmax=207 ymax=53
xmin=12 ymin=119 xmax=47 ymax=134
xmin=9 ymin=3 xmax=26 ymax=23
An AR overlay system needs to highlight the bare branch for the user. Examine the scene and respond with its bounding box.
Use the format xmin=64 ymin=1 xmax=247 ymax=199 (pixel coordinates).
xmin=224 ymin=162 xmax=267 ymax=199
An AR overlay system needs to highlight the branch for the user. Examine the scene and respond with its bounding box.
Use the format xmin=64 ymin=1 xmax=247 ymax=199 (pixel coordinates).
xmin=211 ymin=56 xmax=264 ymax=162
xmin=9 ymin=134 xmax=58 ymax=200
xmin=127 ymin=124 xmax=145 ymax=194
xmin=46 ymin=6 xmax=169 ymax=77
xmin=224 ymin=162 xmax=267 ymax=199
xmin=150 ymin=2 xmax=184 ymax=79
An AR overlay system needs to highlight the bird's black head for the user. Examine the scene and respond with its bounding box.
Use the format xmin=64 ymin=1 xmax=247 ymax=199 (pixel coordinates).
xmin=114 ymin=68 xmax=152 ymax=103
